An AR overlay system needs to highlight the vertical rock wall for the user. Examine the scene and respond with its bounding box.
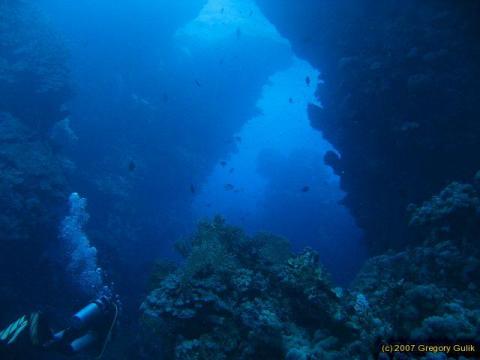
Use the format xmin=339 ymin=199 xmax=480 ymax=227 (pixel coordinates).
xmin=0 ymin=2 xmax=70 ymax=320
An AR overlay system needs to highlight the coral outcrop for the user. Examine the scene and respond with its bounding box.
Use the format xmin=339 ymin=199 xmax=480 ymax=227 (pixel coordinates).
xmin=352 ymin=240 xmax=480 ymax=343
xmin=143 ymin=172 xmax=480 ymax=359
xmin=141 ymin=217 xmax=365 ymax=359
xmin=349 ymin=175 xmax=480 ymax=356
xmin=408 ymin=181 xmax=480 ymax=245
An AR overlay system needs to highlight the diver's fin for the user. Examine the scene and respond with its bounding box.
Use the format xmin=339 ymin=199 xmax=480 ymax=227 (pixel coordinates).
xmin=29 ymin=312 xmax=52 ymax=346
xmin=0 ymin=315 xmax=28 ymax=345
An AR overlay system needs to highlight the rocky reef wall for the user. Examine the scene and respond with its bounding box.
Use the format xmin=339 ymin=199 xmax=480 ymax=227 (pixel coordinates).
xmin=0 ymin=1 xmax=70 ymax=133
xmin=0 ymin=2 xmax=70 ymax=320
xmin=255 ymin=0 xmax=480 ymax=253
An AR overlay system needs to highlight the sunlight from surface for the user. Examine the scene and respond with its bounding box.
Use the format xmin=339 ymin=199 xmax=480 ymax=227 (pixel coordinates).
xmin=176 ymin=0 xmax=288 ymax=44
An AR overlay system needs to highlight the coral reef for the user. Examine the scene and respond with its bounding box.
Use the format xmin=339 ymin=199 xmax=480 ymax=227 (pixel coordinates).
xmin=350 ymin=176 xmax=480 ymax=356
xmin=255 ymin=0 xmax=480 ymax=254
xmin=141 ymin=217 xmax=365 ymax=359
xmin=352 ymin=240 xmax=480 ymax=343
xmin=408 ymin=181 xmax=480 ymax=244
xmin=0 ymin=113 xmax=66 ymax=242
xmin=0 ymin=0 xmax=71 ymax=323
xmin=143 ymin=171 xmax=480 ymax=359
xmin=0 ymin=112 xmax=67 ymax=321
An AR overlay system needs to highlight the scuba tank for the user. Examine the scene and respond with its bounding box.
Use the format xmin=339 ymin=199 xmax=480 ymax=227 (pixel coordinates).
xmin=48 ymin=295 xmax=118 ymax=356
xmin=69 ymin=331 xmax=98 ymax=353
xmin=71 ymin=296 xmax=111 ymax=331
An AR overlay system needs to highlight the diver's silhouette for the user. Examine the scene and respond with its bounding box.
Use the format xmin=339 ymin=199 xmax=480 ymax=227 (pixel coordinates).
xmin=0 ymin=295 xmax=118 ymax=359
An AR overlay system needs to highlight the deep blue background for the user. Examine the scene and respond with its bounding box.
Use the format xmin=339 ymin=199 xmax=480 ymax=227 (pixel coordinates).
xmin=39 ymin=0 xmax=366 ymax=300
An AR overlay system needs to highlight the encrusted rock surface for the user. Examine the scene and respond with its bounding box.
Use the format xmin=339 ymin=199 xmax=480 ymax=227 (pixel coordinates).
xmin=0 ymin=1 xmax=70 ymax=321
xmin=0 ymin=1 xmax=70 ymax=132
xmin=0 ymin=112 xmax=68 ymax=320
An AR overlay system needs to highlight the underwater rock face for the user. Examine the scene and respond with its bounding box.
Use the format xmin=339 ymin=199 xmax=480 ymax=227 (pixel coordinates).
xmin=255 ymin=0 xmax=480 ymax=254
xmin=0 ymin=113 xmax=67 ymax=320
xmin=0 ymin=113 xmax=66 ymax=241
xmin=0 ymin=1 xmax=71 ymax=323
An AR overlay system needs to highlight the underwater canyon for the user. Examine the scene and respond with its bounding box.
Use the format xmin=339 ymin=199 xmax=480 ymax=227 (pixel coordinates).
xmin=0 ymin=0 xmax=479 ymax=359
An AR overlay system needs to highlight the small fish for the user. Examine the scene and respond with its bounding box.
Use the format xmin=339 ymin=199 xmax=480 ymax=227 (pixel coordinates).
xmin=236 ymin=27 xmax=242 ymax=39
xmin=301 ymin=186 xmax=310 ymax=193
xmin=190 ymin=184 xmax=196 ymax=194
xmin=128 ymin=160 xmax=136 ymax=172
xmin=194 ymin=79 xmax=201 ymax=87
xmin=234 ymin=136 xmax=242 ymax=143
xmin=162 ymin=93 xmax=169 ymax=103
xmin=220 ymin=161 xmax=227 ymax=167
xmin=221 ymin=7 xmax=224 ymax=14
xmin=224 ymin=184 xmax=234 ymax=191
xmin=289 ymin=97 xmax=294 ymax=104
xmin=305 ymin=76 xmax=311 ymax=86
xmin=249 ymin=10 xmax=253 ymax=17
xmin=229 ymin=168 xmax=235 ymax=174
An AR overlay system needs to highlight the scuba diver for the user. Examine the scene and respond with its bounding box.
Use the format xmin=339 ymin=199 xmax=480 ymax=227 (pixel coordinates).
xmin=0 ymin=295 xmax=118 ymax=359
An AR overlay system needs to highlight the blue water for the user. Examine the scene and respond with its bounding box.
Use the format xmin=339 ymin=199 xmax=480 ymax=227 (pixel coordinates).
xmin=36 ymin=0 xmax=365 ymax=288
xmin=3 ymin=1 xmax=480 ymax=359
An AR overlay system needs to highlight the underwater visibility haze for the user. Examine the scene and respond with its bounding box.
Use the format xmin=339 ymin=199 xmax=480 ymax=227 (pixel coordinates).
xmin=1 ymin=0 xmax=480 ymax=359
